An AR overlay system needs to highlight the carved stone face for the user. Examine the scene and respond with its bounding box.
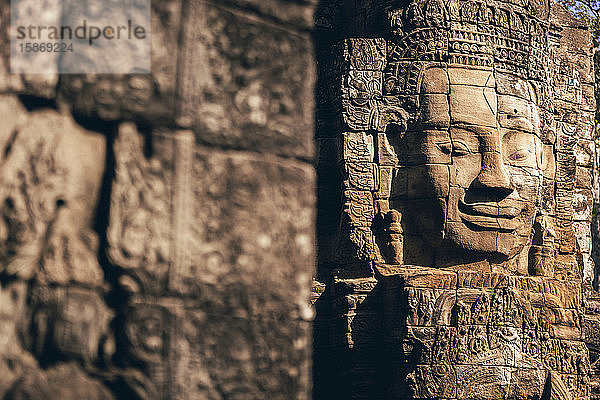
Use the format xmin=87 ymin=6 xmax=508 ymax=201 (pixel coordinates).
xmin=410 ymin=66 xmax=542 ymax=258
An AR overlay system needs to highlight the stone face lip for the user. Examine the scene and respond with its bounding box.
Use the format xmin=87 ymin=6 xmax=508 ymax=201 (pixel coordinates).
xmin=458 ymin=199 xmax=521 ymax=232
xmin=459 ymin=201 xmax=521 ymax=218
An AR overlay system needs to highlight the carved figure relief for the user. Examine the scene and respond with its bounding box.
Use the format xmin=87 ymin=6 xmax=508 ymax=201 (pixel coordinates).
xmin=0 ymin=106 xmax=113 ymax=398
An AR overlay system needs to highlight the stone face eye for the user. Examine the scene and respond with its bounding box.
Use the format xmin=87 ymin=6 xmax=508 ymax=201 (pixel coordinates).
xmin=436 ymin=141 xmax=452 ymax=154
xmin=508 ymin=148 xmax=531 ymax=162
xmin=452 ymin=140 xmax=472 ymax=156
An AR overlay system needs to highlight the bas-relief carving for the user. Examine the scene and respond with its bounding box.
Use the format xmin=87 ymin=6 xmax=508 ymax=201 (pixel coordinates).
xmin=322 ymin=0 xmax=596 ymax=398
xmin=379 ymin=267 xmax=591 ymax=399
xmin=0 ymin=110 xmax=106 ymax=284
xmin=107 ymin=123 xmax=196 ymax=399
xmin=107 ymin=121 xmax=315 ymax=399
xmin=0 ymin=104 xmax=113 ymax=398
xmin=107 ymin=123 xmax=194 ymax=295
xmin=0 ymin=0 xmax=317 ymax=397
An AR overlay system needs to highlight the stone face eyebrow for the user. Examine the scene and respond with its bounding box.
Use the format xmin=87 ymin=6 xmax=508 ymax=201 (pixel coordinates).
xmin=497 ymin=96 xmax=536 ymax=133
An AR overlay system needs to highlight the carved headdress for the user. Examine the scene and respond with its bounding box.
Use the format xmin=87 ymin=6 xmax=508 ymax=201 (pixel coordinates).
xmin=384 ymin=0 xmax=551 ymax=95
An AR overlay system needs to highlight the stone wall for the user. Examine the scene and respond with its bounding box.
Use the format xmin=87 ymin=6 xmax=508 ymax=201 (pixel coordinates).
xmin=0 ymin=1 xmax=316 ymax=399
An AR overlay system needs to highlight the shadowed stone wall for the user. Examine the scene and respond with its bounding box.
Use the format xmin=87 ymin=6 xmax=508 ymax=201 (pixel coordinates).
xmin=0 ymin=0 xmax=317 ymax=399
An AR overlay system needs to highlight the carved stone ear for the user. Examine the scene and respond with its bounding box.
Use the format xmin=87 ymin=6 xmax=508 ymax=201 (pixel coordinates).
xmin=379 ymin=96 xmax=417 ymax=135
xmin=528 ymin=214 xmax=556 ymax=277
xmin=376 ymin=209 xmax=404 ymax=265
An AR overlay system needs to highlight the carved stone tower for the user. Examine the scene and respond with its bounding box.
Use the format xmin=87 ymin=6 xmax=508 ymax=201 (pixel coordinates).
xmin=314 ymin=0 xmax=597 ymax=398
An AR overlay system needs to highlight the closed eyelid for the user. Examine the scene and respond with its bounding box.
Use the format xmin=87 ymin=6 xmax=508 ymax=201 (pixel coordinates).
xmin=452 ymin=140 xmax=473 ymax=154
xmin=449 ymin=127 xmax=482 ymax=149
xmin=503 ymin=131 xmax=537 ymax=165
xmin=435 ymin=141 xmax=452 ymax=154
xmin=508 ymin=148 xmax=532 ymax=158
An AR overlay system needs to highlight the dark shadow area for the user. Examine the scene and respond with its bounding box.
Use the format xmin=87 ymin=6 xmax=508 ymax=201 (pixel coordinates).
xmin=87 ymin=118 xmax=147 ymax=399
xmin=312 ymin=1 xmax=395 ymax=398
xmin=17 ymin=94 xmax=57 ymax=111
xmin=312 ymin=2 xmax=343 ymax=398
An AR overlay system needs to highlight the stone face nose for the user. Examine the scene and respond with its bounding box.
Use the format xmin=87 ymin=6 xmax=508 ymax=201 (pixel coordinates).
xmin=471 ymin=151 xmax=513 ymax=197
